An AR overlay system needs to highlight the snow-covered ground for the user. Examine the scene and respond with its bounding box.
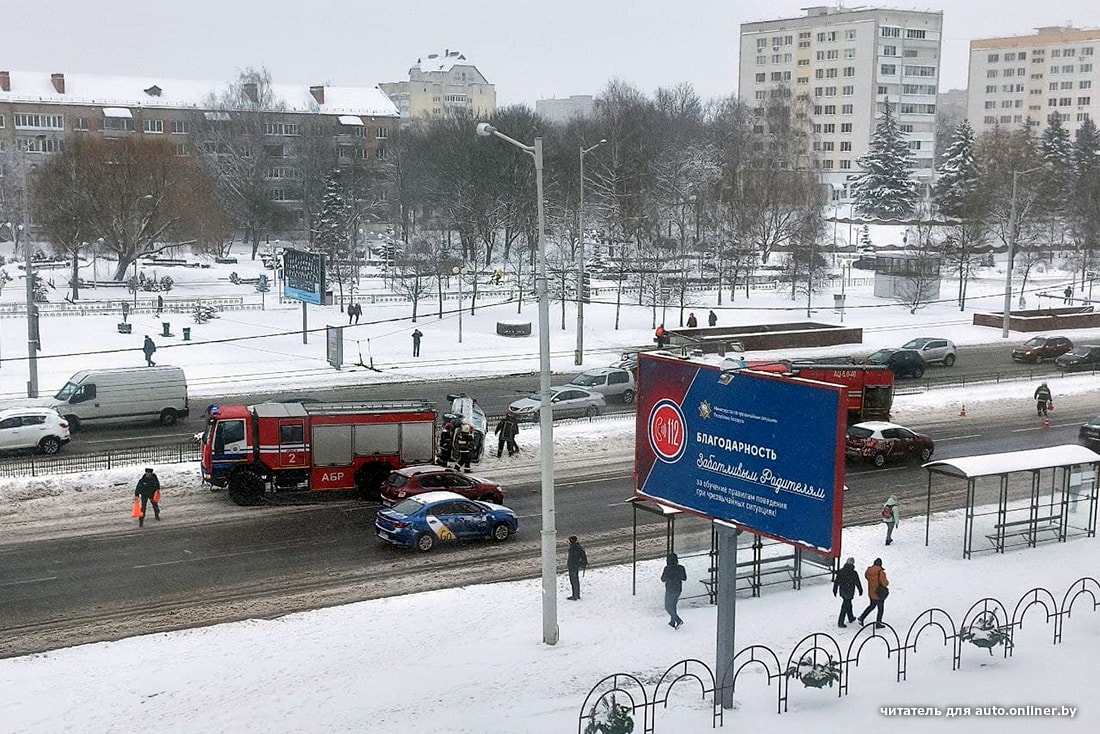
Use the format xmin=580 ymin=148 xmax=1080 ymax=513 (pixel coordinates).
xmin=1 ymin=242 xmax=1098 ymax=733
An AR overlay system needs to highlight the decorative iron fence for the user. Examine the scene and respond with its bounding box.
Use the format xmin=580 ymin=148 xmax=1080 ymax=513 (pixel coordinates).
xmin=579 ymin=577 xmax=1099 ymax=733
xmin=0 ymin=442 xmax=201 ymax=479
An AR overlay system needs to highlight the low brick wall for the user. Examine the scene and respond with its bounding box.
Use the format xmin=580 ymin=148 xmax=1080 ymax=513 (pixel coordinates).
xmin=668 ymin=322 xmax=863 ymax=354
xmin=973 ymin=307 xmax=1100 ymax=332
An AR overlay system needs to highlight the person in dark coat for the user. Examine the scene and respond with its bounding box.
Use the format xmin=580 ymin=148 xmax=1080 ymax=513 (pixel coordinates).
xmin=686 ymin=313 xmax=698 ymax=328
xmin=156 ymin=294 xmax=164 ymax=316
xmin=411 ymin=328 xmax=423 ymax=357
xmin=142 ymin=335 xmax=157 ymax=367
xmin=661 ymin=553 xmax=687 ymax=628
xmin=858 ymin=558 xmax=889 ymax=628
xmin=494 ymin=414 xmax=520 ymax=458
xmin=135 ymin=467 xmax=161 ymax=527
xmin=832 ymin=557 xmax=863 ymax=627
xmin=1034 ymin=382 xmax=1052 ymax=417
xmin=437 ymin=422 xmax=455 ymax=465
xmin=1064 ymin=285 xmax=1073 ymax=304
xmin=566 ymin=535 xmax=588 ymax=600
xmin=452 ymin=423 xmax=476 ymax=471
xmin=708 ymin=310 xmax=718 ymax=327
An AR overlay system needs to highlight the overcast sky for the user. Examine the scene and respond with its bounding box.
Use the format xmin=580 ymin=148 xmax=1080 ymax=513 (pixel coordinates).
xmin=5 ymin=0 xmax=1097 ymax=106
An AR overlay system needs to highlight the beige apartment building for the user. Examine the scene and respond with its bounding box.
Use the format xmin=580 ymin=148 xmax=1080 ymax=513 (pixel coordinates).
xmin=380 ymin=49 xmax=495 ymax=119
xmin=740 ymin=5 xmax=943 ymax=201
xmin=966 ymin=24 xmax=1098 ymax=137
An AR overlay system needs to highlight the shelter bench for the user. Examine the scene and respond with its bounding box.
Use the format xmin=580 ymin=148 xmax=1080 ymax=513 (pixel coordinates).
xmin=985 ymin=515 xmax=1062 ymax=547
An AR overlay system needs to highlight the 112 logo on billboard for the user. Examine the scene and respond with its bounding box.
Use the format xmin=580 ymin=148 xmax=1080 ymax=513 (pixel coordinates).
xmin=649 ymin=399 xmax=687 ymax=463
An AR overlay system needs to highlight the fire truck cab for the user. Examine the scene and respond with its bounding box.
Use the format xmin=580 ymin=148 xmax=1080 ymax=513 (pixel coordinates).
xmin=742 ymin=360 xmax=894 ymax=424
xmin=201 ymin=400 xmax=437 ymax=506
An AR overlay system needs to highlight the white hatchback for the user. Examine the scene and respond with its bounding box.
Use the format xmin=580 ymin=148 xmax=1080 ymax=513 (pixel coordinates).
xmin=0 ymin=408 xmax=71 ymax=455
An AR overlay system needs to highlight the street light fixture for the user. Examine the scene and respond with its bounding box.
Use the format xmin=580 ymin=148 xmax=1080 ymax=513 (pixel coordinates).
xmin=476 ymin=120 xmax=559 ymax=646
xmin=1002 ymin=165 xmax=1046 ymax=338
xmin=576 ymin=138 xmax=606 ymax=366
xmin=452 ymin=264 xmax=468 ymax=343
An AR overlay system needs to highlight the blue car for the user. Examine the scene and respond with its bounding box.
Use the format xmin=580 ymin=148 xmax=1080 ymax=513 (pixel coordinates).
xmin=375 ymin=490 xmax=519 ymax=552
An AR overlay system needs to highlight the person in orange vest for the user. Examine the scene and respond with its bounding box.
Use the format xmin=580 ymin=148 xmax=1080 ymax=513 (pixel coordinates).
xmin=857 ymin=558 xmax=889 ymax=628
xmin=135 ymin=467 xmax=161 ymax=527
xmin=655 ymin=324 xmax=668 ymax=348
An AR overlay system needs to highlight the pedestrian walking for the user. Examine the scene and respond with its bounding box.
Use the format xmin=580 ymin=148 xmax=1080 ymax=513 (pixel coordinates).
xmin=857 ymin=558 xmax=889 ymax=628
xmin=661 ymin=553 xmax=687 ymax=628
xmin=156 ymin=294 xmax=164 ymax=316
xmin=708 ymin=310 xmax=717 ymax=327
xmin=135 ymin=467 xmax=161 ymax=527
xmin=494 ymin=413 xmax=520 ymax=458
xmin=655 ymin=324 xmax=668 ymax=348
xmin=1034 ymin=382 xmax=1053 ymax=417
xmin=411 ymin=328 xmax=423 ymax=357
xmin=453 ymin=423 xmax=476 ymax=472
xmin=686 ymin=312 xmax=698 ymax=328
xmin=566 ymin=535 xmax=588 ymax=600
xmin=347 ymin=302 xmax=362 ymax=325
xmin=142 ymin=335 xmax=157 ymax=367
xmin=882 ymin=494 xmax=900 ymax=545
xmin=833 ymin=557 xmax=863 ymax=627
xmin=437 ymin=422 xmax=455 ymax=466
xmin=1064 ymin=285 xmax=1073 ymax=304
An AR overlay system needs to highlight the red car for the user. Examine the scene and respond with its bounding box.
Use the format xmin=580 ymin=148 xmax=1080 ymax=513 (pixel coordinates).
xmin=845 ymin=421 xmax=934 ymax=468
xmin=379 ymin=465 xmax=505 ymax=507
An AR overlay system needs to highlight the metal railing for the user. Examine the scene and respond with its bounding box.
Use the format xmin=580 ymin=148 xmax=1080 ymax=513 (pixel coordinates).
xmin=0 ymin=442 xmax=201 ymax=479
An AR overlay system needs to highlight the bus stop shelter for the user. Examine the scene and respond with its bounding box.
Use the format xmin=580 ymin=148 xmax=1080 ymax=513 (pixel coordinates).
xmin=923 ymin=444 xmax=1099 ymax=558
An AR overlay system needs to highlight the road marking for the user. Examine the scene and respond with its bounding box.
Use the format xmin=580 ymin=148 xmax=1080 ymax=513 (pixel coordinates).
xmin=0 ymin=576 xmax=59 ymax=587
xmin=935 ymin=434 xmax=982 ymax=442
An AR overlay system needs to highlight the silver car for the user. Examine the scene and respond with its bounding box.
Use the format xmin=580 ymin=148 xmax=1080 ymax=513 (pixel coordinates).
xmin=901 ymin=337 xmax=957 ymax=366
xmin=569 ymin=367 xmax=636 ymax=404
xmin=507 ymin=386 xmax=606 ymax=422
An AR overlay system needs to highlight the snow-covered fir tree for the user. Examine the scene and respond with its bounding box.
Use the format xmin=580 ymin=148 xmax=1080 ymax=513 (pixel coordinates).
xmin=315 ymin=171 xmax=350 ymax=256
xmin=1038 ymin=114 xmax=1077 ymax=217
xmin=850 ymin=101 xmax=919 ymax=220
xmin=932 ymin=121 xmax=979 ymax=219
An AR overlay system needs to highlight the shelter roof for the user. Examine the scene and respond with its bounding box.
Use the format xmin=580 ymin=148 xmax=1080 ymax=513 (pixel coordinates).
xmin=923 ymin=444 xmax=1100 ymax=478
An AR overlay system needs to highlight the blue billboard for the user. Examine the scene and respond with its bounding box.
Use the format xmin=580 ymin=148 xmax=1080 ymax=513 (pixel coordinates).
xmin=282 ymin=248 xmax=326 ymax=305
xmin=635 ymin=354 xmax=846 ymax=555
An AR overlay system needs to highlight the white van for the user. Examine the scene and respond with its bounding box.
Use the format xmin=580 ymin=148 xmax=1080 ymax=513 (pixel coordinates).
xmin=49 ymin=367 xmax=190 ymax=430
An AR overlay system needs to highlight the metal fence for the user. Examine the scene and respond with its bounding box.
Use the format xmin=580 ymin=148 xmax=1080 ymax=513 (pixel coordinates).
xmin=0 ymin=442 xmax=201 ymax=479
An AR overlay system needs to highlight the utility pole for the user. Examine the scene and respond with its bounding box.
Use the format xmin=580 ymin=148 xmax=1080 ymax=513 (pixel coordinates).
xmin=22 ymin=224 xmax=39 ymax=397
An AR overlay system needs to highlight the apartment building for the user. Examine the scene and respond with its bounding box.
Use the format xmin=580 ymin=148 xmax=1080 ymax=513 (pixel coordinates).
xmin=379 ymin=49 xmax=495 ymax=119
xmin=966 ymin=24 xmax=1098 ymax=137
xmin=536 ymin=95 xmax=596 ymax=124
xmin=740 ymin=6 xmax=943 ymax=201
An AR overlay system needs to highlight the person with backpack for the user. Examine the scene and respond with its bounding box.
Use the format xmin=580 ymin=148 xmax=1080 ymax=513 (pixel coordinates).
xmin=661 ymin=553 xmax=687 ymax=628
xmin=858 ymin=558 xmax=889 ymax=629
xmin=566 ymin=535 xmax=588 ymax=600
xmin=882 ymin=494 xmax=900 ymax=545
xmin=832 ymin=557 xmax=863 ymax=627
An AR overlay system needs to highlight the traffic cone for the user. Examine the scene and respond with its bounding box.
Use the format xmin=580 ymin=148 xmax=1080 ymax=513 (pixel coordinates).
xmin=959 ymin=405 xmax=967 ymax=418
xmin=1043 ymin=416 xmax=1051 ymax=429
xmin=153 ymin=490 xmax=161 ymax=504
xmin=131 ymin=497 xmax=143 ymax=518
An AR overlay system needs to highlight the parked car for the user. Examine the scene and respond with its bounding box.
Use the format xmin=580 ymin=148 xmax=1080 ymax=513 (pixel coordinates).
xmin=0 ymin=408 xmax=71 ymax=455
xmin=1079 ymin=415 xmax=1100 ymax=450
xmin=508 ymin=386 xmax=606 ymax=422
xmin=1012 ymin=335 xmax=1073 ymax=363
xmin=1055 ymin=345 xmax=1100 ymax=372
xmin=901 ymin=337 xmax=957 ymax=366
xmin=845 ymin=421 xmax=934 ymax=467
xmin=569 ymin=367 xmax=636 ymax=404
xmin=860 ymin=348 xmax=926 ymax=379
xmin=375 ymin=491 xmax=518 ymax=552
xmin=379 ymin=465 xmax=504 ymax=507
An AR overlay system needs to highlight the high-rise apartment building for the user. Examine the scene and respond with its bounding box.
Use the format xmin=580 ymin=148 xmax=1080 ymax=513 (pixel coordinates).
xmin=380 ymin=50 xmax=495 ymax=119
xmin=740 ymin=6 xmax=943 ymax=201
xmin=966 ymin=24 xmax=1098 ymax=137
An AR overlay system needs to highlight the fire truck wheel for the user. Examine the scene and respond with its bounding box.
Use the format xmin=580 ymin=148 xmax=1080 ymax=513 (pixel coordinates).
xmin=228 ymin=470 xmax=266 ymax=506
xmin=415 ymin=533 xmax=436 ymax=552
xmin=159 ymin=409 xmax=178 ymax=426
xmin=491 ymin=522 xmax=511 ymax=542
xmin=354 ymin=465 xmax=390 ymax=500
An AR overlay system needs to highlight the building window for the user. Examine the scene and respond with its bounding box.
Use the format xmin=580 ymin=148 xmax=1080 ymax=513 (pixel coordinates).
xmin=756 ymin=55 xmax=766 ymax=65
xmin=988 ymin=69 xmax=999 ymax=78
xmin=843 ymin=66 xmax=855 ymax=77
xmin=904 ymin=49 xmax=919 ymax=58
xmin=755 ymin=90 xmax=766 ymax=100
xmin=1081 ymin=80 xmax=1093 ymax=89
xmin=900 ymin=124 xmax=914 ymax=132
xmin=840 ymin=140 xmax=852 ymax=150
xmin=906 ymin=29 xmax=926 ymax=39
xmin=14 ymin=113 xmax=64 ymax=130
xmin=842 ymin=104 xmax=854 ymax=114
xmin=905 ymin=65 xmax=936 ymax=77
xmin=908 ymin=141 xmax=922 ymax=150
xmin=826 ymin=49 xmax=838 ymax=60
xmin=842 ymin=85 xmax=854 ymax=95
xmin=883 ymin=45 xmax=897 ymax=56
xmin=797 ymin=58 xmax=809 ymax=66
xmin=375 ymin=127 xmax=389 ymax=139
xmin=74 ymin=117 xmax=89 ymax=131
xmin=984 ymin=115 xmax=997 ymax=124
xmin=1063 ymin=65 xmax=1075 ymax=73
xmin=1004 ymin=68 xmax=1015 ymax=77
xmin=774 ymin=72 xmax=786 ymax=82
xmin=988 ymin=85 xmax=999 ymax=93
xmin=845 ymin=48 xmax=856 ymax=58
xmin=824 ymin=87 xmax=837 ymax=96
xmin=175 ymin=143 xmax=189 ymax=157
xmin=103 ymin=118 xmax=134 ymax=132
xmin=899 ymin=103 xmax=936 ymax=114
xmin=822 ymin=159 xmax=834 ymax=169
xmin=771 ymin=54 xmax=782 ymax=63
xmin=840 ymin=159 xmax=852 ymax=169
xmin=823 ymin=123 xmax=835 ymax=133
xmin=826 ymin=68 xmax=838 ymax=78
xmin=1080 ymin=97 xmax=1092 ymax=106
xmin=1083 ymin=63 xmax=1094 ymax=72
xmin=757 ymin=37 xmax=767 ymax=49
xmin=143 ymin=119 xmax=163 ymax=134
xmin=1060 ymin=97 xmax=1073 ymax=106
xmin=263 ymin=122 xmax=300 ymax=136
xmin=797 ymin=76 xmax=809 ymax=84
xmin=988 ymin=53 xmax=1000 ymax=63
xmin=1078 ymin=112 xmax=1092 ymax=121
xmin=881 ymin=64 xmax=897 ymax=75
xmin=824 ymin=104 xmax=836 ymax=114
xmin=756 ymin=73 xmax=766 ymax=83
xmin=377 ymin=147 xmax=387 ymax=160
xmin=0 ymin=114 xmax=4 ymax=128
xmin=985 ymin=101 xmax=997 ymax=109
xmin=1061 ymin=81 xmax=1074 ymax=89
xmin=822 ymin=141 xmax=834 ymax=151
xmin=881 ymin=27 xmax=901 ymax=38
xmin=171 ymin=120 xmax=189 ymax=134
xmin=1000 ymin=100 xmax=1013 ymax=108
xmin=1084 ymin=47 xmax=1094 ymax=56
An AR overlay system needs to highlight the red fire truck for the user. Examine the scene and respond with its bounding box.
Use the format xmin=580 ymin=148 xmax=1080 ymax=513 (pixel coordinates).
xmin=746 ymin=360 xmax=894 ymax=423
xmin=200 ymin=400 xmax=438 ymax=506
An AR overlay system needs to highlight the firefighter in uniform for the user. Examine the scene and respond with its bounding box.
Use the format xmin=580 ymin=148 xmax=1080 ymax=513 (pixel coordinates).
xmin=437 ymin=422 xmax=455 ymax=466
xmin=453 ymin=423 xmax=476 ymax=472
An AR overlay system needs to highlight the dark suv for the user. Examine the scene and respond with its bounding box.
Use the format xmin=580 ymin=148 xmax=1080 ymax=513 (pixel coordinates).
xmin=1012 ymin=335 xmax=1073 ymax=363
xmin=861 ymin=348 xmax=925 ymax=379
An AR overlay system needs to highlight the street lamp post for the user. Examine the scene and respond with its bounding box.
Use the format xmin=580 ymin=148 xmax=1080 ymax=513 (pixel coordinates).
xmin=20 ymin=223 xmax=39 ymax=397
xmin=477 ymin=121 xmax=559 ymax=646
xmin=453 ymin=265 xmax=467 ymax=343
xmin=1003 ymin=166 xmax=1044 ymax=338
xmin=576 ymin=139 xmax=606 ymax=366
